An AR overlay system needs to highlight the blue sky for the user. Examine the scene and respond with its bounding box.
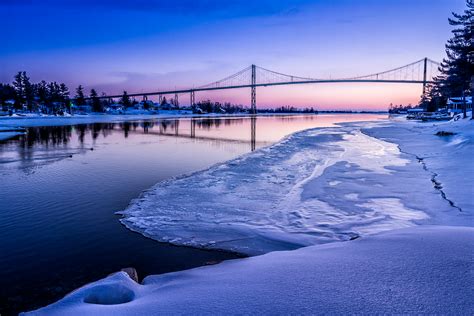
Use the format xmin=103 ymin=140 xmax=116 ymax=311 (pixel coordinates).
xmin=0 ymin=0 xmax=467 ymax=109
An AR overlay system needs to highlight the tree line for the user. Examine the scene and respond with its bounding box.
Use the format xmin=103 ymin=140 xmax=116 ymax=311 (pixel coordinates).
xmin=422 ymin=0 xmax=473 ymax=116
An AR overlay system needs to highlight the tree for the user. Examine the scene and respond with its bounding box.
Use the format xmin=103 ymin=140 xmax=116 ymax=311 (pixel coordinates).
xmin=12 ymin=72 xmax=25 ymax=107
xmin=425 ymin=0 xmax=474 ymax=116
xmin=59 ymin=83 xmax=71 ymax=111
xmin=160 ymin=96 xmax=167 ymax=106
xmin=0 ymin=83 xmax=16 ymax=111
xmin=59 ymin=83 xmax=69 ymax=100
xmin=12 ymin=71 xmax=34 ymax=110
xmin=90 ymin=89 xmax=102 ymax=112
xmin=75 ymin=85 xmax=86 ymax=106
xmin=120 ymin=91 xmax=131 ymax=107
xmin=36 ymin=80 xmax=49 ymax=105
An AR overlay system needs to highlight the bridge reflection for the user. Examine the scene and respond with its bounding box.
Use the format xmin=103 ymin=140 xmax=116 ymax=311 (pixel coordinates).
xmin=121 ymin=118 xmax=258 ymax=151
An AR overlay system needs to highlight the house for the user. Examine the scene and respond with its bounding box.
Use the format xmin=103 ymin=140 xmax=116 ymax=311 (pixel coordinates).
xmin=447 ymin=96 xmax=472 ymax=114
xmin=159 ymin=102 xmax=177 ymax=111
xmin=136 ymin=100 xmax=158 ymax=110
xmin=406 ymin=108 xmax=424 ymax=120
xmin=105 ymin=103 xmax=124 ymax=113
xmin=72 ymin=105 xmax=92 ymax=114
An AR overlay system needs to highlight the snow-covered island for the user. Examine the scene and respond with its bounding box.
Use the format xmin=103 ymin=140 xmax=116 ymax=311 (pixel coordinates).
xmin=22 ymin=116 xmax=473 ymax=315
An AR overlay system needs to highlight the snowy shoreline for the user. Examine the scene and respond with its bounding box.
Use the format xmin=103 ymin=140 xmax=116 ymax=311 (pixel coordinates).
xmin=116 ymin=119 xmax=469 ymax=255
xmin=23 ymin=117 xmax=474 ymax=314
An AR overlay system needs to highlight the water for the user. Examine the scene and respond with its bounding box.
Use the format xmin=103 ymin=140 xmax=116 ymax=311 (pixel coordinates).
xmin=0 ymin=114 xmax=384 ymax=314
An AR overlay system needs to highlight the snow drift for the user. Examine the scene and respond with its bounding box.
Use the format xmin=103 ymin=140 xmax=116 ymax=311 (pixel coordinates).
xmin=23 ymin=226 xmax=474 ymax=315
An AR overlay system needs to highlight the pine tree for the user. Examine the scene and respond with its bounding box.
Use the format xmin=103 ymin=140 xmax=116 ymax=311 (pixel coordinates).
xmin=90 ymin=89 xmax=102 ymax=112
xmin=120 ymin=91 xmax=131 ymax=107
xmin=161 ymin=96 xmax=167 ymax=106
xmin=12 ymin=72 xmax=25 ymax=107
xmin=427 ymin=0 xmax=474 ymax=116
xmin=36 ymin=80 xmax=49 ymax=105
xmin=75 ymin=85 xmax=86 ymax=106
xmin=12 ymin=71 xmax=34 ymax=109
xmin=59 ymin=83 xmax=69 ymax=100
xmin=0 ymin=83 xmax=16 ymax=111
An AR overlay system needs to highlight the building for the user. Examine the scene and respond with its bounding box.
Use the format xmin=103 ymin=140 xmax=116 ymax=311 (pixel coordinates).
xmin=447 ymin=96 xmax=472 ymax=114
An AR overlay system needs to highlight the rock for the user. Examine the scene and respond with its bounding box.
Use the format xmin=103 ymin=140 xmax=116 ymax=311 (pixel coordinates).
xmin=435 ymin=131 xmax=456 ymax=136
xmin=121 ymin=267 xmax=138 ymax=283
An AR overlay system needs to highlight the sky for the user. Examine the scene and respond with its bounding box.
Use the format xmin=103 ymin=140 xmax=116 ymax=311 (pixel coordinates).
xmin=0 ymin=0 xmax=467 ymax=110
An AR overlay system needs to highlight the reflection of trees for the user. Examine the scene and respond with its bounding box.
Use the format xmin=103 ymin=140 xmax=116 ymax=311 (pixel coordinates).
xmin=0 ymin=117 xmax=260 ymax=166
xmin=275 ymin=115 xmax=315 ymax=122
xmin=21 ymin=126 xmax=74 ymax=148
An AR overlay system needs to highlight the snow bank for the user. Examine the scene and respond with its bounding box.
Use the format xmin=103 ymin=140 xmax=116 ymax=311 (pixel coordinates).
xmin=0 ymin=126 xmax=26 ymax=141
xmin=364 ymin=117 xmax=474 ymax=213
xmin=117 ymin=121 xmax=463 ymax=255
xmin=23 ymin=226 xmax=474 ymax=315
xmin=0 ymin=114 xmax=192 ymax=128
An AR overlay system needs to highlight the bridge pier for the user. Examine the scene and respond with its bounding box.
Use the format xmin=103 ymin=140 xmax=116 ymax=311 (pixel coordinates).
xmin=174 ymin=93 xmax=179 ymax=107
xmin=190 ymin=90 xmax=195 ymax=108
xmin=251 ymin=64 xmax=256 ymax=115
xmin=250 ymin=116 xmax=256 ymax=151
xmin=191 ymin=118 xmax=196 ymax=138
xmin=422 ymin=57 xmax=428 ymax=96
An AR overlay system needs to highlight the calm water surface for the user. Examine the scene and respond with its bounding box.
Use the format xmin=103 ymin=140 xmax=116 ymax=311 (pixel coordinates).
xmin=0 ymin=114 xmax=384 ymax=314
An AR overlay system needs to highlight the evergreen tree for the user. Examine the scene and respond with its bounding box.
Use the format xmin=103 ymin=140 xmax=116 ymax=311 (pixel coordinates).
xmin=160 ymin=96 xmax=167 ymax=106
xmin=12 ymin=71 xmax=33 ymax=109
xmin=75 ymin=85 xmax=86 ymax=106
xmin=0 ymin=83 xmax=16 ymax=111
xmin=120 ymin=91 xmax=131 ymax=107
xmin=12 ymin=72 xmax=25 ymax=107
xmin=59 ymin=83 xmax=69 ymax=100
xmin=48 ymin=82 xmax=61 ymax=103
xmin=425 ymin=0 xmax=474 ymax=116
xmin=59 ymin=83 xmax=70 ymax=111
xmin=36 ymin=80 xmax=49 ymax=105
xmin=90 ymin=89 xmax=102 ymax=112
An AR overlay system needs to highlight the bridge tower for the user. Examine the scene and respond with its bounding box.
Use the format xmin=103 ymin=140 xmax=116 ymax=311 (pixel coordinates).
xmin=422 ymin=57 xmax=428 ymax=96
xmin=190 ymin=90 xmax=195 ymax=107
xmin=251 ymin=64 xmax=256 ymax=114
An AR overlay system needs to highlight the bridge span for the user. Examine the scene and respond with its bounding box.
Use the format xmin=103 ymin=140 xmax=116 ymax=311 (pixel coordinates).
xmin=84 ymin=57 xmax=440 ymax=113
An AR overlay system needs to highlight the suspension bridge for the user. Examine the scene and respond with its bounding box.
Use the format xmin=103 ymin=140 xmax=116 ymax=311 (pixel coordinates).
xmin=87 ymin=57 xmax=440 ymax=113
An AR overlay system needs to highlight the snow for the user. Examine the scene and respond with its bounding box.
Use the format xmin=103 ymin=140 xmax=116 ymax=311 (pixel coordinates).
xmin=22 ymin=116 xmax=474 ymax=314
xmin=0 ymin=113 xmax=196 ymax=129
xmin=0 ymin=126 xmax=25 ymax=141
xmin=364 ymin=117 xmax=474 ymax=213
xmin=23 ymin=226 xmax=474 ymax=315
xmin=116 ymin=120 xmax=467 ymax=255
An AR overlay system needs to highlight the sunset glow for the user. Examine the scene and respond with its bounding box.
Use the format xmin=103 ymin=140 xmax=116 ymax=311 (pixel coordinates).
xmin=0 ymin=0 xmax=466 ymax=110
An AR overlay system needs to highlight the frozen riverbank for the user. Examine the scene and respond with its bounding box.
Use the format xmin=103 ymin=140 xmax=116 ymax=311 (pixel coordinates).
xmin=117 ymin=119 xmax=468 ymax=255
xmin=24 ymin=117 xmax=474 ymax=314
